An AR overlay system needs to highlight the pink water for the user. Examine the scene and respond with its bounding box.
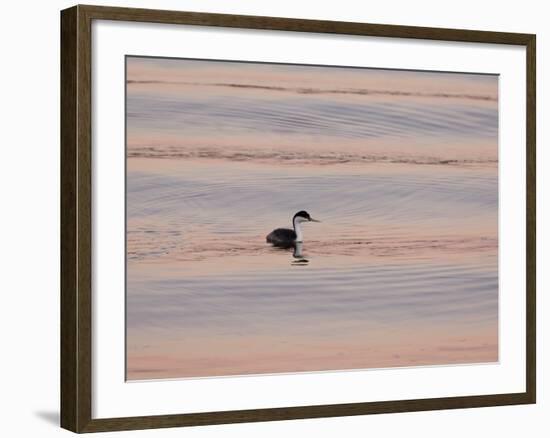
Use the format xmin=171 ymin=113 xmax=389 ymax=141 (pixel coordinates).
xmin=126 ymin=57 xmax=498 ymax=380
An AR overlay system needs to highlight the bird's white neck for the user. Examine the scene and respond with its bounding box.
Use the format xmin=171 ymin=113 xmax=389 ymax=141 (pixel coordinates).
xmin=293 ymin=218 xmax=304 ymax=242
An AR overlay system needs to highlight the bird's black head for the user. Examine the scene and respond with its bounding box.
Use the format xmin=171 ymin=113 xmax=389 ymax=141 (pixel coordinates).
xmin=293 ymin=211 xmax=321 ymax=224
xmin=293 ymin=210 xmax=311 ymax=221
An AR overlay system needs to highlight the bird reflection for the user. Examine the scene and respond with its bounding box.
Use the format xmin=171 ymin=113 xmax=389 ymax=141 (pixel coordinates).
xmin=291 ymin=242 xmax=309 ymax=266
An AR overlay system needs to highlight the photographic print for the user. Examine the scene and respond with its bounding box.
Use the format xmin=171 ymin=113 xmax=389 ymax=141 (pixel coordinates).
xmin=125 ymin=56 xmax=498 ymax=381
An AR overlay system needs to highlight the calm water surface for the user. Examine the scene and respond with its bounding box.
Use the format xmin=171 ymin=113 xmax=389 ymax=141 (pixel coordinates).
xmin=126 ymin=58 xmax=498 ymax=380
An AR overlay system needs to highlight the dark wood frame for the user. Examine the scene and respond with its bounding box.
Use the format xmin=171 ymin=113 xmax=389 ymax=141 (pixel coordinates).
xmin=61 ymin=4 xmax=536 ymax=433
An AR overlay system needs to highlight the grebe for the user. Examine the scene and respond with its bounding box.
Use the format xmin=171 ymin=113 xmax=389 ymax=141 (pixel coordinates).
xmin=266 ymin=211 xmax=320 ymax=248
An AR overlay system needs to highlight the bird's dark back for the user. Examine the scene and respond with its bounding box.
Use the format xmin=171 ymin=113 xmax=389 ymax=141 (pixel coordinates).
xmin=266 ymin=228 xmax=297 ymax=247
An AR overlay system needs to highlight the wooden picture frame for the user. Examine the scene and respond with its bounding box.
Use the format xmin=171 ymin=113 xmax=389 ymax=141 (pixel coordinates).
xmin=61 ymin=4 xmax=536 ymax=433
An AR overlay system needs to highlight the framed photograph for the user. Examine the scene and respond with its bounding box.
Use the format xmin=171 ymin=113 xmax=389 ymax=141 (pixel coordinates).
xmin=60 ymin=4 xmax=536 ymax=433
